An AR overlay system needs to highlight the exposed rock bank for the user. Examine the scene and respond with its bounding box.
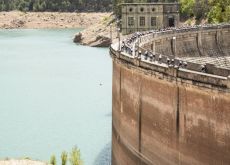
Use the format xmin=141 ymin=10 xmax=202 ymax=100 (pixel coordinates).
xmin=73 ymin=14 xmax=118 ymax=47
xmin=0 ymin=11 xmax=117 ymax=47
xmin=0 ymin=11 xmax=110 ymax=29
xmin=0 ymin=159 xmax=49 ymax=165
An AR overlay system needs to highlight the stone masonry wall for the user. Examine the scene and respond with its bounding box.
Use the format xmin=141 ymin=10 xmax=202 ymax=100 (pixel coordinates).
xmin=112 ymin=59 xmax=230 ymax=165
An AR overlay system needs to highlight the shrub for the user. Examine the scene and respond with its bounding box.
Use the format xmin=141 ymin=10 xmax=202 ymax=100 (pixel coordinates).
xmin=50 ymin=155 xmax=56 ymax=165
xmin=69 ymin=146 xmax=83 ymax=165
xmin=61 ymin=151 xmax=68 ymax=165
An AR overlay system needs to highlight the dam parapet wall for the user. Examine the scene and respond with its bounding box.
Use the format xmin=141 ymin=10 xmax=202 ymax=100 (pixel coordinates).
xmin=111 ymin=24 xmax=230 ymax=89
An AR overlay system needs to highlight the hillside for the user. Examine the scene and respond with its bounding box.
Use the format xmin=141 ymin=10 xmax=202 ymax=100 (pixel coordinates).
xmin=0 ymin=0 xmax=112 ymax=12
xmin=0 ymin=11 xmax=109 ymax=29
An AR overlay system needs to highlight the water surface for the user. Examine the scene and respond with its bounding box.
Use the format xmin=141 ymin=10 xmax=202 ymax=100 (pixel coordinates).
xmin=0 ymin=29 xmax=112 ymax=165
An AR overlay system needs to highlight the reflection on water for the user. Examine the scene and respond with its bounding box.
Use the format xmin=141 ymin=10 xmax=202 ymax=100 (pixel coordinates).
xmin=94 ymin=143 xmax=111 ymax=165
xmin=105 ymin=113 xmax=112 ymax=117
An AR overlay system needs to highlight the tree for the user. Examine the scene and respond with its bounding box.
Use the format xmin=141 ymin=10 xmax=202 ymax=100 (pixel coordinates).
xmin=193 ymin=0 xmax=209 ymax=20
xmin=17 ymin=0 xmax=29 ymax=11
xmin=208 ymin=3 xmax=222 ymax=23
xmin=179 ymin=0 xmax=195 ymax=17
xmin=208 ymin=0 xmax=230 ymax=23
xmin=69 ymin=146 xmax=83 ymax=165
xmin=223 ymin=5 xmax=230 ymax=22
xmin=179 ymin=0 xmax=230 ymax=23
xmin=0 ymin=0 xmax=113 ymax=12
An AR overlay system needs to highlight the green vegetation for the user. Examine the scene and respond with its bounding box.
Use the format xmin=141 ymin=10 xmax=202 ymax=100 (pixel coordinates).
xmin=180 ymin=0 xmax=230 ymax=23
xmin=50 ymin=155 xmax=57 ymax=165
xmin=69 ymin=146 xmax=83 ymax=165
xmin=22 ymin=157 xmax=31 ymax=160
xmin=61 ymin=151 xmax=68 ymax=165
xmin=50 ymin=147 xmax=83 ymax=165
xmin=0 ymin=0 xmax=112 ymax=12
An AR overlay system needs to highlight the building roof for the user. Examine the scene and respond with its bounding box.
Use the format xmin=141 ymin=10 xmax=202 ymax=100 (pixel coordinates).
xmin=120 ymin=2 xmax=179 ymax=5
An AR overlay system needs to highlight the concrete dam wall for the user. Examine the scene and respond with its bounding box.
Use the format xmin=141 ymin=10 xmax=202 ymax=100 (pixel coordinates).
xmin=110 ymin=24 xmax=230 ymax=165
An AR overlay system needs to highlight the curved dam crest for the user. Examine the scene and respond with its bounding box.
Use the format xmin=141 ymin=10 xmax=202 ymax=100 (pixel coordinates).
xmin=110 ymin=24 xmax=230 ymax=165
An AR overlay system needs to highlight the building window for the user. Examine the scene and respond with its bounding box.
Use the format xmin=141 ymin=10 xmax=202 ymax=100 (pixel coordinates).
xmin=140 ymin=17 xmax=145 ymax=26
xmin=151 ymin=17 xmax=156 ymax=26
xmin=140 ymin=7 xmax=144 ymax=12
xmin=129 ymin=8 xmax=133 ymax=12
xmin=128 ymin=17 xmax=134 ymax=26
xmin=152 ymin=8 xmax=155 ymax=12
xmin=167 ymin=7 xmax=173 ymax=13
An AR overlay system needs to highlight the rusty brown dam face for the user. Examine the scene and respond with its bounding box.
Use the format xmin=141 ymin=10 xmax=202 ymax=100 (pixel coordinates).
xmin=110 ymin=24 xmax=230 ymax=165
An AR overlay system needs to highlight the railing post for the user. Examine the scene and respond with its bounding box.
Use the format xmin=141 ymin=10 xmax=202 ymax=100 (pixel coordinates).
xmin=172 ymin=36 xmax=177 ymax=56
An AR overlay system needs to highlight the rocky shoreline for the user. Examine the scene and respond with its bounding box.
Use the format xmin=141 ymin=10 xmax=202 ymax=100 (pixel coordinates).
xmin=73 ymin=13 xmax=118 ymax=47
xmin=0 ymin=11 xmax=110 ymax=29
xmin=0 ymin=11 xmax=115 ymax=47
xmin=0 ymin=159 xmax=49 ymax=165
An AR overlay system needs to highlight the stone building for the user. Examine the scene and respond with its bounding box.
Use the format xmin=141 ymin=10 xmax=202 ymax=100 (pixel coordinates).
xmin=121 ymin=1 xmax=179 ymax=35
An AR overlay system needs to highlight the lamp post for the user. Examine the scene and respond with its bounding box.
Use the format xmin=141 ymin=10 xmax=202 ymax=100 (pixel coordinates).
xmin=110 ymin=24 xmax=112 ymax=44
xmin=153 ymin=40 xmax=156 ymax=55
xmin=116 ymin=19 xmax=121 ymax=52
xmin=173 ymin=36 xmax=176 ymax=56
xmin=118 ymin=27 xmax=120 ymax=51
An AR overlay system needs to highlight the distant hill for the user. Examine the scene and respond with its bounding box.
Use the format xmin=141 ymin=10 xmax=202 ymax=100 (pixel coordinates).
xmin=0 ymin=0 xmax=112 ymax=12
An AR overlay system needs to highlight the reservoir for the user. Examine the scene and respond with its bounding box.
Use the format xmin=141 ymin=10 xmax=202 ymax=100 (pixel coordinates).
xmin=0 ymin=29 xmax=112 ymax=165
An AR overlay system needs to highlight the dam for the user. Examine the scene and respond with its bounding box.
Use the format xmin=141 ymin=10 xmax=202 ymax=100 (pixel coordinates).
xmin=110 ymin=24 xmax=230 ymax=165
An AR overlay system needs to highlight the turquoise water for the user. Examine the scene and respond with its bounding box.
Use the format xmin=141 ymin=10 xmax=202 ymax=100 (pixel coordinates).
xmin=0 ymin=29 xmax=112 ymax=165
